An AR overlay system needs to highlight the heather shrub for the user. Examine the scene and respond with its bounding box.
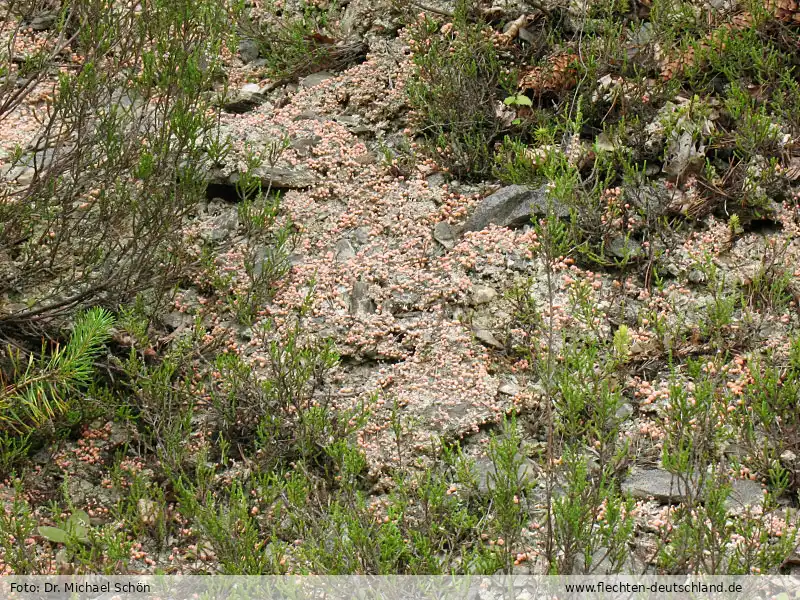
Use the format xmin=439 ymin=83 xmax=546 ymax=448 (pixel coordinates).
xmin=0 ymin=0 xmax=240 ymax=470
xmin=0 ymin=0 xmax=238 ymax=329
xmin=406 ymin=1 xmax=511 ymax=179
xmin=238 ymin=0 xmax=365 ymax=81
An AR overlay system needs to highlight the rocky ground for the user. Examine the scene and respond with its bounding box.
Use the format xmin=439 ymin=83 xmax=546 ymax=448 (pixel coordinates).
xmin=1 ymin=0 xmax=800 ymax=576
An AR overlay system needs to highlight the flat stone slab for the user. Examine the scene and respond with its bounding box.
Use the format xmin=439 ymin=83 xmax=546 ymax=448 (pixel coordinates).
xmin=622 ymin=468 xmax=766 ymax=511
xmin=464 ymin=185 xmax=569 ymax=232
xmin=300 ymin=71 xmax=334 ymax=88
xmin=209 ymin=165 xmax=319 ymax=191
xmin=622 ymin=468 xmax=697 ymax=503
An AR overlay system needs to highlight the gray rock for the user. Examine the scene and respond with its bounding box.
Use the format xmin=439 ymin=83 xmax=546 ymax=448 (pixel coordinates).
xmin=722 ymin=441 xmax=748 ymax=461
xmin=622 ymin=468 xmax=766 ymax=511
xmin=606 ymin=236 xmax=644 ymax=260
xmin=474 ymin=328 xmax=504 ymax=350
xmin=471 ymin=285 xmax=497 ymax=306
xmin=506 ymin=253 xmax=532 ymax=272
xmin=335 ymin=115 xmax=359 ymax=126
xmin=29 ymin=12 xmax=57 ymax=30
xmin=621 ymin=468 xmax=695 ymax=503
xmin=498 ymin=382 xmax=520 ymax=396
xmin=726 ymin=479 xmax=765 ymax=512
xmin=663 ymin=131 xmax=705 ymax=179
xmin=464 ymin=185 xmax=569 ymax=232
xmin=626 ymin=22 xmax=654 ymax=60
xmin=0 ymin=250 xmax=19 ymax=288
xmin=335 ymin=239 xmax=356 ymax=262
xmin=238 ymin=38 xmax=260 ymax=63
xmin=387 ymin=291 xmax=420 ymax=313
xmin=208 ymin=211 xmax=239 ymax=242
xmin=349 ymin=280 xmax=376 ymax=315
xmin=615 ymin=402 xmax=634 ymax=421
xmin=67 ymin=478 xmax=98 ymax=505
xmin=299 ymin=71 xmax=334 ymax=88
xmin=688 ymin=269 xmax=706 ymax=284
xmin=295 ymin=109 xmax=323 ymax=121
xmin=355 ymin=152 xmax=376 ymax=165
xmin=433 ymin=221 xmax=456 ymax=249
xmin=355 ymin=346 xmax=378 ymax=360
xmin=223 ymin=83 xmax=266 ymax=113
xmin=138 ymin=498 xmax=157 ymax=524
xmin=107 ymin=422 xmax=128 ymax=448
xmin=426 ymin=172 xmax=447 ymax=188
xmin=162 ymin=309 xmax=195 ymax=330
xmin=340 ymin=0 xmax=377 ymax=36
xmin=588 ymin=545 xmax=638 ymax=575
xmin=109 ymin=88 xmax=143 ymax=112
xmin=258 ymin=165 xmax=318 ymax=189
xmin=517 ymin=26 xmax=536 ymax=44
xmin=789 ymin=560 xmax=800 ymax=578
xmin=54 ymin=548 xmax=71 ymax=571
xmin=473 ymin=454 xmax=536 ymax=494
xmin=661 ymin=261 xmax=681 ymax=278
xmin=335 ymin=115 xmax=371 ymax=135
xmin=221 ymin=165 xmax=318 ymax=190
xmin=290 ymin=135 xmax=321 ymax=156
xmin=353 ymin=227 xmax=370 ymax=245
xmin=2 ymin=147 xmax=59 ymax=186
xmin=707 ymin=0 xmax=733 ymax=9
xmin=4 ymin=166 xmax=35 ymax=186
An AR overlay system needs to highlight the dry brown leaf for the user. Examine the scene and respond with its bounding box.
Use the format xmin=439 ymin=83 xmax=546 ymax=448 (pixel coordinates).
xmin=785 ymin=156 xmax=800 ymax=181
xmin=767 ymin=0 xmax=800 ymax=22
xmin=519 ymin=50 xmax=579 ymax=94
xmin=660 ymin=11 xmax=755 ymax=81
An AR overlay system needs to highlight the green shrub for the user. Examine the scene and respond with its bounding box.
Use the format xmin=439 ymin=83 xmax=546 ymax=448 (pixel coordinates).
xmin=0 ymin=0 xmax=239 ymax=331
xmin=238 ymin=0 xmax=364 ymax=81
xmin=0 ymin=479 xmax=45 ymax=573
xmin=406 ymin=3 xmax=511 ymax=179
xmin=734 ymin=337 xmax=800 ymax=496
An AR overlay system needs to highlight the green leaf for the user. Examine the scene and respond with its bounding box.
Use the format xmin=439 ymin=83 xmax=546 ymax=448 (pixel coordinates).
xmin=38 ymin=526 xmax=69 ymax=544
xmin=37 ymin=510 xmax=92 ymax=544
xmin=504 ymin=94 xmax=531 ymax=107
xmin=67 ymin=510 xmax=91 ymax=538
